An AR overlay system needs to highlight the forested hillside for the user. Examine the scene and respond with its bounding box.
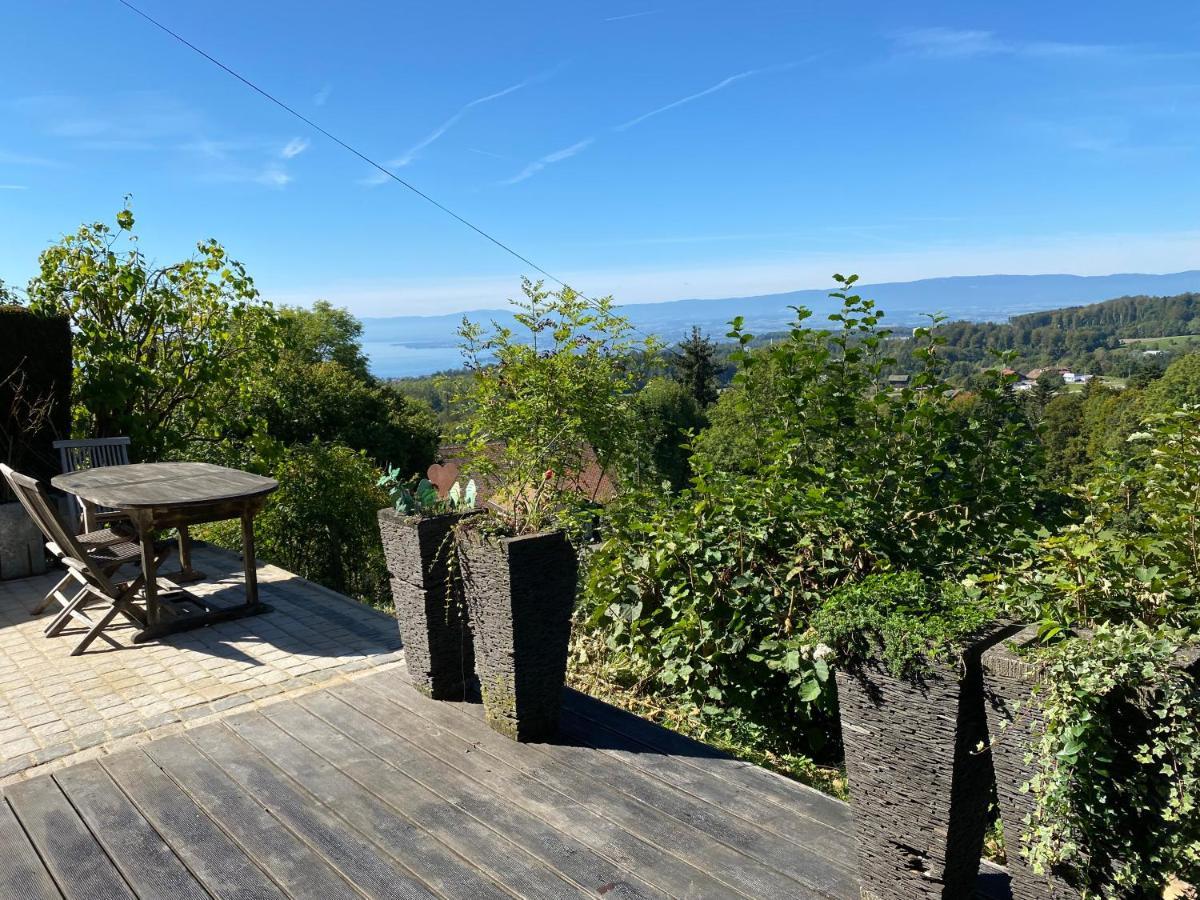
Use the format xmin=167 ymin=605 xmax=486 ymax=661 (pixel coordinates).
xmin=889 ymin=292 xmax=1200 ymax=378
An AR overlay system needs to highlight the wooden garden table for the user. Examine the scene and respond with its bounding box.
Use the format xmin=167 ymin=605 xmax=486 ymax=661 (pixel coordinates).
xmin=52 ymin=462 xmax=278 ymax=642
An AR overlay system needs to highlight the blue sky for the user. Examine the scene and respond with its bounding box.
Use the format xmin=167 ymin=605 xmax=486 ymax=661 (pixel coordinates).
xmin=2 ymin=1 xmax=1199 ymax=315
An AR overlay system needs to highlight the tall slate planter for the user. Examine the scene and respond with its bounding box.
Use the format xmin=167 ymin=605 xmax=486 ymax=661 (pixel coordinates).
xmin=835 ymin=636 xmax=1002 ymax=900
xmin=457 ymin=528 xmax=577 ymax=742
xmin=981 ymin=626 xmax=1079 ymax=900
xmin=377 ymin=508 xmax=476 ymax=700
xmin=983 ymin=629 xmax=1200 ymax=900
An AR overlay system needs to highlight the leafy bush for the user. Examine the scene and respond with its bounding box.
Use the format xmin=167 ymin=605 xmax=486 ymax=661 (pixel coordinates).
xmin=199 ymin=441 xmax=391 ymax=608
xmin=996 ymin=409 xmax=1200 ymax=894
xmin=258 ymin=359 xmax=438 ymax=475
xmin=26 ymin=204 xmax=281 ymax=461
xmin=632 ymin=377 xmax=704 ymax=491
xmin=455 ymin=278 xmax=655 ymax=535
xmin=585 ymin=277 xmax=1044 ymax=751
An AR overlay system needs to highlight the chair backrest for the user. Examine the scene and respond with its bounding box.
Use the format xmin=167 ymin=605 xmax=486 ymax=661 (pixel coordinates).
xmin=0 ymin=464 xmax=112 ymax=592
xmin=53 ymin=437 xmax=131 ymax=474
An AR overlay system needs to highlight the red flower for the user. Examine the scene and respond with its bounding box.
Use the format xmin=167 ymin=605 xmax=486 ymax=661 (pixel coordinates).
xmin=543 ymin=469 xmax=554 ymax=480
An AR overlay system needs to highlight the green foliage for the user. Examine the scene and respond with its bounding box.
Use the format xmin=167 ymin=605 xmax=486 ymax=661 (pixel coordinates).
xmin=199 ymin=441 xmax=392 ymax=608
xmin=585 ymin=276 xmax=1044 ymax=752
xmin=0 ymin=306 xmax=71 ymax=485
xmin=25 ymin=203 xmax=281 ymax=460
xmin=994 ymin=410 xmax=1200 ymax=894
xmin=1140 ymin=351 xmax=1200 ymax=414
xmin=455 ymin=278 xmax=656 ymax=534
xmin=632 ymin=377 xmax=704 ymax=491
xmin=674 ymin=326 xmax=721 ymax=408
xmin=888 ymin=292 xmax=1200 ymax=380
xmin=586 ymin=470 xmax=841 ymax=752
xmin=1022 ymin=625 xmax=1200 ymax=896
xmin=1005 ymin=408 xmax=1200 ymax=635
xmin=277 ymin=300 xmax=371 ymax=380
xmin=256 ymin=358 xmax=438 ymax=474
xmin=812 ymin=573 xmax=997 ymax=678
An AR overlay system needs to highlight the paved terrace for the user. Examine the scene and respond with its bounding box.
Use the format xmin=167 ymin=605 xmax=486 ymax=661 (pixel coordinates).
xmin=0 ymin=546 xmax=1012 ymax=898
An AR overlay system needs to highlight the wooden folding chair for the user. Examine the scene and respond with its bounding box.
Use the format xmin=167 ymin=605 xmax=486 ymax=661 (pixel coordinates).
xmin=52 ymin=437 xmax=133 ymax=532
xmin=53 ymin=436 xmax=198 ymax=581
xmin=1 ymin=464 xmax=169 ymax=655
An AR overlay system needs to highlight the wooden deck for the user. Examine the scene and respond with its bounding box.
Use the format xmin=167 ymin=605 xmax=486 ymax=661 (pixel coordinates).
xmin=0 ymin=660 xmax=1012 ymax=899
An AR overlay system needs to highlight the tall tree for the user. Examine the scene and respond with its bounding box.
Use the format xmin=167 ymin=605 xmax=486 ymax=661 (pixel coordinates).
xmin=674 ymin=326 xmax=719 ymax=408
xmin=26 ymin=204 xmax=280 ymax=460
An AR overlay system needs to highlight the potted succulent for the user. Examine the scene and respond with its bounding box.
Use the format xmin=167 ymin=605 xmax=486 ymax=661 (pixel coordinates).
xmin=813 ymin=572 xmax=1009 ymax=900
xmin=451 ymin=279 xmax=652 ymax=741
xmin=377 ymin=470 xmax=479 ymax=700
xmin=984 ymin=410 xmax=1200 ymax=899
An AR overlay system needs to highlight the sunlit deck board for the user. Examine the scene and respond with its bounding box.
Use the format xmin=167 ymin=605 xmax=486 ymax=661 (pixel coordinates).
xmin=0 ymin=663 xmax=1013 ymax=899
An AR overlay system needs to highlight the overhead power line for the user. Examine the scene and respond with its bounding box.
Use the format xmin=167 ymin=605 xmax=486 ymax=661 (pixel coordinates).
xmin=114 ymin=0 xmax=687 ymax=359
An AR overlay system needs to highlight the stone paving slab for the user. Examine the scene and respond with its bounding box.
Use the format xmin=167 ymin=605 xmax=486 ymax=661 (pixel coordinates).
xmin=0 ymin=545 xmax=403 ymax=782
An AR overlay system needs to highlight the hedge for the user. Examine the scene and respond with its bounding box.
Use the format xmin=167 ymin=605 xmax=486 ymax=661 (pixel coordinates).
xmin=0 ymin=306 xmax=72 ymax=493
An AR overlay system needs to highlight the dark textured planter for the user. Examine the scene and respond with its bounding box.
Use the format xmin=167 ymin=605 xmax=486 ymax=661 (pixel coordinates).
xmin=983 ymin=628 xmax=1200 ymax=900
xmin=981 ymin=626 xmax=1079 ymax=900
xmin=377 ymin=508 xmax=477 ymax=700
xmin=835 ymin=634 xmax=1003 ymax=900
xmin=457 ymin=528 xmax=577 ymax=742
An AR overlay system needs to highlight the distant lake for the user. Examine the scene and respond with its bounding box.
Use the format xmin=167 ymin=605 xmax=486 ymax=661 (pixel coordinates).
xmin=363 ymin=342 xmax=465 ymax=378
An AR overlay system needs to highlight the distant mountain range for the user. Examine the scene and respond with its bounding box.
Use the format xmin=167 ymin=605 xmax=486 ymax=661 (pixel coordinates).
xmin=363 ymin=270 xmax=1200 ymax=377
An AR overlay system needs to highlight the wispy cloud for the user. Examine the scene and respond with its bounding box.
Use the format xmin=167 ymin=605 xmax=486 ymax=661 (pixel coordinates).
xmin=0 ymin=184 xmax=28 ymax=191
xmin=501 ymin=138 xmax=594 ymax=184
xmin=615 ymin=63 xmax=795 ymax=131
xmin=604 ymin=10 xmax=659 ymax=22
xmin=313 ymin=84 xmax=332 ymax=106
xmin=892 ymin=27 xmax=1114 ymax=60
xmin=0 ymin=149 xmax=58 ymax=167
xmin=468 ymin=147 xmax=509 ymax=160
xmin=281 ymin=137 xmax=310 ymax=159
xmin=256 ymin=167 xmax=292 ymax=188
xmin=362 ymin=78 xmax=534 ymax=185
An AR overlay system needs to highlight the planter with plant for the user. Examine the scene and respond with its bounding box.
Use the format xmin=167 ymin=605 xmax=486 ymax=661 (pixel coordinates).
xmin=985 ymin=409 xmax=1200 ymax=900
xmin=452 ymin=278 xmax=652 ymax=741
xmin=814 ymin=572 xmax=1011 ymax=900
xmin=377 ymin=471 xmax=479 ymax=700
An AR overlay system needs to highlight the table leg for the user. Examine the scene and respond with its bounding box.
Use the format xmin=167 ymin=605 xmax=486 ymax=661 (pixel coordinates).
xmin=241 ymin=510 xmax=259 ymax=609
xmin=139 ymin=526 xmax=160 ymax=628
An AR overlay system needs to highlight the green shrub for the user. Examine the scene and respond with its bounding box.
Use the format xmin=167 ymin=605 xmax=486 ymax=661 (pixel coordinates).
xmin=585 ymin=277 xmax=1044 ymax=752
xmin=0 ymin=306 xmax=71 ymax=487
xmin=455 ymin=278 xmax=655 ymax=535
xmin=997 ymin=409 xmax=1200 ymax=894
xmin=199 ymin=441 xmax=391 ymax=608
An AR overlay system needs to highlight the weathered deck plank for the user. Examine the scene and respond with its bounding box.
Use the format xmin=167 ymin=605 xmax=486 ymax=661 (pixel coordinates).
xmin=4 ymin=773 xmax=136 ymax=899
xmin=0 ymin=797 xmax=62 ymax=900
xmin=318 ymin=685 xmax=740 ymax=899
xmin=51 ymin=761 xmax=209 ymax=900
xmin=101 ymin=748 xmax=287 ymax=899
xmin=269 ymin=693 xmax=663 ymax=899
xmin=142 ymin=733 xmax=368 ymax=900
xmin=183 ymin=722 xmax=443 ymax=900
xmin=221 ymin=710 xmax=560 ymax=900
xmin=354 ymin=676 xmax=855 ymax=899
xmin=0 ymin=662 xmax=1010 ymax=900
